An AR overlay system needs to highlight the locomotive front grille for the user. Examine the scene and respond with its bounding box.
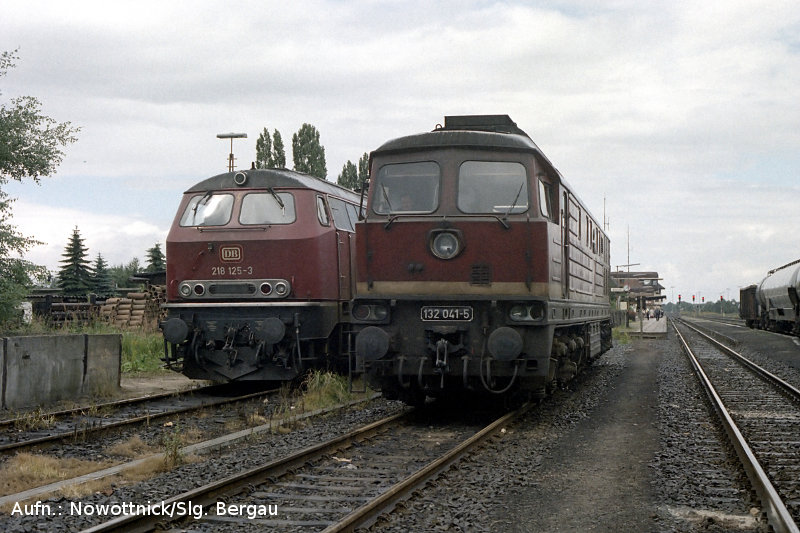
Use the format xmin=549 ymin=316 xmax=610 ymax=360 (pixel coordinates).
xmin=470 ymin=264 xmax=492 ymax=285
xmin=208 ymin=283 xmax=257 ymax=295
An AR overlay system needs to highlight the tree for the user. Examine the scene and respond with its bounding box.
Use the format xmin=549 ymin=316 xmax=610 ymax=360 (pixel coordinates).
xmin=145 ymin=243 xmax=165 ymax=272
xmin=0 ymin=50 xmax=79 ymax=321
xmin=108 ymin=258 xmax=141 ymax=289
xmin=90 ymin=254 xmax=115 ymax=297
xmin=292 ymin=123 xmax=327 ymax=179
xmin=337 ymin=160 xmax=358 ymax=190
xmin=255 ymin=127 xmax=272 ymax=169
xmin=58 ymin=227 xmax=93 ymax=297
xmin=272 ymin=130 xmax=286 ymax=168
xmin=256 ymin=127 xmax=287 ymax=169
xmin=357 ymin=152 xmax=369 ymax=184
xmin=1 ymin=50 xmax=79 ymax=184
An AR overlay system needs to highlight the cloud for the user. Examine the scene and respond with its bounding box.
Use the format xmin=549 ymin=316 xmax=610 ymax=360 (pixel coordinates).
xmin=2 ymin=0 xmax=800 ymax=301
xmin=10 ymin=200 xmax=167 ymax=271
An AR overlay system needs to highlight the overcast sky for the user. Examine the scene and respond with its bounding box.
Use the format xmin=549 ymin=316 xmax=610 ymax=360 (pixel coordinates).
xmin=3 ymin=0 xmax=799 ymax=303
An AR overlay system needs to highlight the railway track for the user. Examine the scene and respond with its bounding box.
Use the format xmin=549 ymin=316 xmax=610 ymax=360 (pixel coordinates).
xmin=672 ymin=318 xmax=800 ymax=533
xmin=81 ymin=405 xmax=529 ymax=532
xmin=0 ymin=385 xmax=276 ymax=455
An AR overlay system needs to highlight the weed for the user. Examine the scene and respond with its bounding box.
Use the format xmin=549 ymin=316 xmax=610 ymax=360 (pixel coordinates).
xmin=300 ymin=370 xmax=352 ymax=412
xmin=612 ymin=328 xmax=631 ymax=344
xmin=161 ymin=426 xmax=185 ymax=469
xmin=106 ymin=435 xmax=155 ymax=458
xmin=121 ymin=331 xmax=166 ymax=374
xmin=13 ymin=408 xmax=56 ymax=432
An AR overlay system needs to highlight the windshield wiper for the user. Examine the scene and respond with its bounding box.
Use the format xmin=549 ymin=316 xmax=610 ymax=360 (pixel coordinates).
xmin=191 ymin=191 xmax=214 ymax=225
xmin=504 ymin=183 xmax=525 ymax=218
xmin=380 ymin=184 xmax=394 ymax=212
xmin=267 ymin=187 xmax=285 ymax=209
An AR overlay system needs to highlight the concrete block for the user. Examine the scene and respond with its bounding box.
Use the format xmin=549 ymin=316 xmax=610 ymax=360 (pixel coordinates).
xmin=84 ymin=334 xmax=121 ymax=396
xmin=3 ymin=335 xmax=85 ymax=409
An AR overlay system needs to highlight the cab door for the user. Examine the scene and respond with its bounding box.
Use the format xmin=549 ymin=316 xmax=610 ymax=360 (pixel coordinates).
xmin=328 ymin=197 xmax=356 ymax=300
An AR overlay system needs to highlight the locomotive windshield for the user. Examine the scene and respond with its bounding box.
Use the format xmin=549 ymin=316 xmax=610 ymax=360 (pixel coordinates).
xmin=240 ymin=192 xmax=296 ymax=225
xmin=457 ymin=161 xmax=528 ymax=214
xmin=180 ymin=193 xmax=234 ymax=226
xmin=372 ymin=161 xmax=440 ymax=215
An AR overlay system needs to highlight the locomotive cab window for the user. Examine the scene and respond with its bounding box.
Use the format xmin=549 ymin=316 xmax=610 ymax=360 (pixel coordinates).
xmin=316 ymin=196 xmax=330 ymax=226
xmin=329 ymin=197 xmax=355 ymax=232
xmin=538 ymin=179 xmax=554 ymax=221
xmin=372 ymin=161 xmax=440 ymax=215
xmin=239 ymin=192 xmax=296 ymax=225
xmin=180 ymin=193 xmax=234 ymax=227
xmin=458 ymin=161 xmax=528 ymax=214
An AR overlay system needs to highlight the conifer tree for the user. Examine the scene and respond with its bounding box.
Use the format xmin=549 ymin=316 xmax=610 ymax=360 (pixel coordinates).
xmin=58 ymin=227 xmax=92 ymax=297
xmin=145 ymin=243 xmax=165 ymax=272
xmin=90 ymin=253 xmax=115 ymax=297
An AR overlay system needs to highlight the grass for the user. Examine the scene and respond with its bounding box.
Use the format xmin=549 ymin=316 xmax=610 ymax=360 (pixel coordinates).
xmin=121 ymin=331 xmax=165 ymax=373
xmin=2 ymin=316 xmax=166 ymax=375
xmin=269 ymin=370 xmax=356 ymax=430
xmin=0 ymin=453 xmax=113 ymax=499
xmin=612 ymin=327 xmax=631 ymax=344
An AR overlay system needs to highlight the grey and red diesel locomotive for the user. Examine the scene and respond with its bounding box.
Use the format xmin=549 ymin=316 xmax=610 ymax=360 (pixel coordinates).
xmin=160 ymin=168 xmax=361 ymax=381
xmin=160 ymin=115 xmax=613 ymax=402
xmin=740 ymin=258 xmax=800 ymax=334
xmin=352 ymin=115 xmax=613 ymax=404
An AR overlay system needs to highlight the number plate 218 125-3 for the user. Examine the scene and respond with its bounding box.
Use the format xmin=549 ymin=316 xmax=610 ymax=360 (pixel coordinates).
xmin=420 ymin=306 xmax=473 ymax=321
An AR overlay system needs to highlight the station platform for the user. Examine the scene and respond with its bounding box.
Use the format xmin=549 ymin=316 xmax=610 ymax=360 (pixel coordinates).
xmin=624 ymin=316 xmax=668 ymax=339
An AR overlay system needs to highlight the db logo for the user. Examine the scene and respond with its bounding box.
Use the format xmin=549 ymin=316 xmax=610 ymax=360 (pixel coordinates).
xmin=220 ymin=245 xmax=243 ymax=263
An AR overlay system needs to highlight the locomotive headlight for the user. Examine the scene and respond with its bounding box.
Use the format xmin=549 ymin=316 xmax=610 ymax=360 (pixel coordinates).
xmin=179 ymin=283 xmax=192 ymax=298
xmin=352 ymin=303 xmax=389 ymax=322
xmin=274 ymin=281 xmax=289 ymax=297
xmin=430 ymin=231 xmax=461 ymax=260
xmin=509 ymin=305 xmax=529 ymax=321
xmin=508 ymin=302 xmax=546 ymax=322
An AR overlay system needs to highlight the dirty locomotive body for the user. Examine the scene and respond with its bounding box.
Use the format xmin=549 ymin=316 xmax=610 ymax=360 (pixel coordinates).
xmin=352 ymin=115 xmax=613 ymax=404
xmin=161 ymin=169 xmax=361 ymax=381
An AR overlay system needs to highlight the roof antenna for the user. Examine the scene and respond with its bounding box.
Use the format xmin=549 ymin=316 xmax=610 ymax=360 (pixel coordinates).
xmin=216 ymin=132 xmax=247 ymax=172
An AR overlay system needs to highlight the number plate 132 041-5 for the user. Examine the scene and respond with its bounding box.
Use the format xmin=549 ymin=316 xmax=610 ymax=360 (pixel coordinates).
xmin=420 ymin=306 xmax=473 ymax=322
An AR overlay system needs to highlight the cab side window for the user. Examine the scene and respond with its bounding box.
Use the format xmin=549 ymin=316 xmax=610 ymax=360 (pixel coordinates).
xmin=329 ymin=197 xmax=355 ymax=232
xmin=317 ymin=196 xmax=330 ymax=226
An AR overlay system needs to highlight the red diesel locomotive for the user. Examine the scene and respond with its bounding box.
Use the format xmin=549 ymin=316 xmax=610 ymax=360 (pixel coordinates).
xmin=352 ymin=115 xmax=613 ymax=404
xmin=160 ymin=168 xmax=361 ymax=382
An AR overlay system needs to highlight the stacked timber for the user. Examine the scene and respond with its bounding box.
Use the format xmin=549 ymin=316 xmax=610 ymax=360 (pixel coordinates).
xmin=97 ymin=286 xmax=166 ymax=329
xmin=126 ymin=292 xmax=149 ymax=328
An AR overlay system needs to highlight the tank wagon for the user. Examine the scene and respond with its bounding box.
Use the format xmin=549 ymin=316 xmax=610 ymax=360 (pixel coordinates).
xmin=160 ymin=168 xmax=361 ymax=382
xmin=352 ymin=115 xmax=613 ymax=404
xmin=740 ymin=258 xmax=800 ymax=334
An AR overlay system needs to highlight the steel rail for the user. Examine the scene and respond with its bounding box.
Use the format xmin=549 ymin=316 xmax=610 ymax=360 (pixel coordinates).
xmin=676 ymin=318 xmax=800 ymax=402
xmin=321 ymin=403 xmax=531 ymax=533
xmin=670 ymin=319 xmax=800 ymax=533
xmin=0 ymin=387 xmax=277 ymax=454
xmin=80 ymin=411 xmax=408 ymax=533
xmin=0 ymin=386 xmax=212 ymax=427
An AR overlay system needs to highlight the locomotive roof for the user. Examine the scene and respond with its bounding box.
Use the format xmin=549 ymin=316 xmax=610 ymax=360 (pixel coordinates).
xmin=371 ymin=115 xmax=606 ymax=237
xmin=186 ymin=168 xmax=359 ymax=200
xmin=372 ymin=114 xmax=561 ymax=177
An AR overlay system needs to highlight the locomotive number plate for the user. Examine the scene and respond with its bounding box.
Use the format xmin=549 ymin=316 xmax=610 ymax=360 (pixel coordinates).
xmin=420 ymin=306 xmax=473 ymax=322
